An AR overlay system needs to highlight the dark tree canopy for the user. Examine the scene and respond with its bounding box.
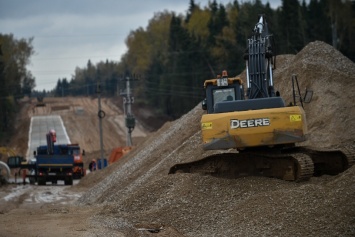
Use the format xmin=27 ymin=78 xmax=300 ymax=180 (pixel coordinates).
xmin=2 ymin=0 xmax=354 ymax=135
xmin=49 ymin=0 xmax=354 ymax=120
xmin=0 ymin=34 xmax=35 ymax=141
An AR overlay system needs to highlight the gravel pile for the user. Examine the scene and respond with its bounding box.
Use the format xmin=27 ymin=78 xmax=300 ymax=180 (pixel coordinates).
xmin=76 ymin=41 xmax=355 ymax=236
xmin=273 ymin=41 xmax=355 ymax=147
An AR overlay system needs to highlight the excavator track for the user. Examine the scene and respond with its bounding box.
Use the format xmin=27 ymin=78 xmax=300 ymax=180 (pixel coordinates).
xmin=169 ymin=146 xmax=354 ymax=182
xmin=169 ymin=150 xmax=314 ymax=181
xmin=291 ymin=153 xmax=314 ymax=181
xmin=338 ymin=145 xmax=355 ymax=168
xmin=293 ymin=146 xmax=354 ymax=176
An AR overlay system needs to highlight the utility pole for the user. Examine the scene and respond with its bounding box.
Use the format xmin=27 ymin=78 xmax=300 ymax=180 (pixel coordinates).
xmin=97 ymin=81 xmax=105 ymax=168
xmin=120 ymin=75 xmax=137 ymax=146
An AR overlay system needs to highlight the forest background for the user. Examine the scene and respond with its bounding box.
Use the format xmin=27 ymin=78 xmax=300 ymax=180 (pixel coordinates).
xmin=1 ymin=0 xmax=354 ymax=142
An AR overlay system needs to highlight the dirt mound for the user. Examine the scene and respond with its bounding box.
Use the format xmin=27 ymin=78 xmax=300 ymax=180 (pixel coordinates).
xmin=76 ymin=104 xmax=204 ymax=198
xmin=76 ymin=41 xmax=355 ymax=236
xmin=273 ymin=41 xmax=355 ymax=147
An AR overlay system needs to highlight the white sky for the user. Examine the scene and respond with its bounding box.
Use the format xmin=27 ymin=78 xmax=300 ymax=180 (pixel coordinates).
xmin=0 ymin=0 xmax=282 ymax=91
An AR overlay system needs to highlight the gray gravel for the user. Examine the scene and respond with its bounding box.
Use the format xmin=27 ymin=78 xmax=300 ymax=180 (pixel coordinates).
xmin=76 ymin=41 xmax=355 ymax=237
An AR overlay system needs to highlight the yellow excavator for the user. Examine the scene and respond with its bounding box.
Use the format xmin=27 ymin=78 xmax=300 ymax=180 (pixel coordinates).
xmin=170 ymin=15 xmax=354 ymax=181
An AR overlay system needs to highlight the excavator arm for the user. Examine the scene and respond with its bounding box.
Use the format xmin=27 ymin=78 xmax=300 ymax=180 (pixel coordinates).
xmin=244 ymin=14 xmax=276 ymax=99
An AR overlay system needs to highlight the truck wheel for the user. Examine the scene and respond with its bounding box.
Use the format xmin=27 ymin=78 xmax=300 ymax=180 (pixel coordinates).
xmin=65 ymin=177 xmax=73 ymax=185
xmin=0 ymin=176 xmax=7 ymax=185
xmin=38 ymin=178 xmax=46 ymax=186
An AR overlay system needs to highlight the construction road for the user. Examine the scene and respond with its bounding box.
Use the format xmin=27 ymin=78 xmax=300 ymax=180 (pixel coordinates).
xmin=26 ymin=115 xmax=70 ymax=159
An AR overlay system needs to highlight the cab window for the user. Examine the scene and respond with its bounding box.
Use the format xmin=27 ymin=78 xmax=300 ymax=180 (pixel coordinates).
xmin=213 ymin=88 xmax=235 ymax=107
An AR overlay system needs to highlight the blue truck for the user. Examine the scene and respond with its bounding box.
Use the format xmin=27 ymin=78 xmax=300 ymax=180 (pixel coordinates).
xmin=8 ymin=145 xmax=74 ymax=185
xmin=8 ymin=130 xmax=76 ymax=185
xmin=32 ymin=144 xmax=75 ymax=185
xmin=7 ymin=148 xmax=74 ymax=185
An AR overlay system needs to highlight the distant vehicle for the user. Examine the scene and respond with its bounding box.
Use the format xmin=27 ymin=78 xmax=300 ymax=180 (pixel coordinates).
xmin=36 ymin=95 xmax=45 ymax=107
xmin=8 ymin=129 xmax=85 ymax=185
xmin=33 ymin=147 xmax=74 ymax=185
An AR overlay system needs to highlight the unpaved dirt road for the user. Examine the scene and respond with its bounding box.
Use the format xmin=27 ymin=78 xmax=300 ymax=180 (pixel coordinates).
xmin=0 ymin=181 xmax=95 ymax=237
xmin=0 ymin=97 xmax=143 ymax=237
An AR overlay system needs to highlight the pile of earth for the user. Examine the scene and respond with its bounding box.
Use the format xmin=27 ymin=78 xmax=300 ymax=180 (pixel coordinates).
xmin=75 ymin=41 xmax=355 ymax=236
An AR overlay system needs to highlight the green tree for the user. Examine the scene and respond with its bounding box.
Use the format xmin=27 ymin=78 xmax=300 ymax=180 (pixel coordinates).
xmin=122 ymin=11 xmax=173 ymax=108
xmin=185 ymin=0 xmax=197 ymax=23
xmin=207 ymin=0 xmax=229 ymax=47
xmin=57 ymin=0 xmax=355 ymax=121
xmin=22 ymin=71 xmax=36 ymax=96
xmin=0 ymin=34 xmax=35 ymax=141
xmin=306 ymin=0 xmax=331 ymax=44
xmin=164 ymin=14 xmax=207 ymax=117
xmin=278 ymin=0 xmax=304 ymax=53
xmin=328 ymin=0 xmax=355 ymax=60
xmin=55 ymin=79 xmax=63 ymax=97
xmin=185 ymin=6 xmax=211 ymax=48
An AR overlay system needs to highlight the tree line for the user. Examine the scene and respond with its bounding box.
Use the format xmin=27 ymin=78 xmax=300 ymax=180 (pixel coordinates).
xmin=1 ymin=0 xmax=354 ymax=141
xmin=0 ymin=34 xmax=35 ymax=142
xmin=51 ymin=0 xmax=355 ymax=119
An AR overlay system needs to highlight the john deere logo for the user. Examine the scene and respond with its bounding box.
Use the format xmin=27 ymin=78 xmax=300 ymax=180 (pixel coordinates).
xmin=231 ymin=118 xmax=270 ymax=129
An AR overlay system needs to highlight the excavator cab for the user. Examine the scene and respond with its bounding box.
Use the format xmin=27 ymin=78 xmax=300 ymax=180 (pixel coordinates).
xmin=202 ymin=75 xmax=244 ymax=114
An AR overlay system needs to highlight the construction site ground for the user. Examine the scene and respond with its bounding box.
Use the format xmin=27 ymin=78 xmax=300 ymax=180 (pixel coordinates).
xmin=0 ymin=41 xmax=354 ymax=237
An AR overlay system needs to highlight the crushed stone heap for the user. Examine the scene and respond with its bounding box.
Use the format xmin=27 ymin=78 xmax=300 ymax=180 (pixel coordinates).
xmin=77 ymin=41 xmax=355 ymax=237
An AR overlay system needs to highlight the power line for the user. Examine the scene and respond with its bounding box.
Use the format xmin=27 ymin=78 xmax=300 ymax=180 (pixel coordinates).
xmin=33 ymin=34 xmax=126 ymax=39
xmin=32 ymin=55 xmax=122 ymax=61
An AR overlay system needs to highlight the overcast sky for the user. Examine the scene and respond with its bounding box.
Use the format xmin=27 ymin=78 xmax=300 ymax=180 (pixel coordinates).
xmin=0 ymin=0 xmax=282 ymax=91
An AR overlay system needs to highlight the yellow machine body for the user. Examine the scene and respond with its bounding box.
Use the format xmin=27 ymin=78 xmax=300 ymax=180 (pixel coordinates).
xmin=201 ymin=105 xmax=307 ymax=150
